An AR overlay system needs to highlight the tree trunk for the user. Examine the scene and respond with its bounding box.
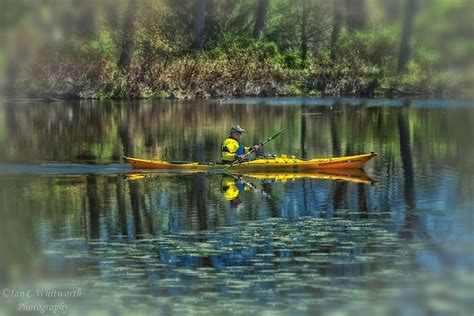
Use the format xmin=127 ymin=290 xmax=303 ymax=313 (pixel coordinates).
xmin=344 ymin=0 xmax=367 ymax=30
xmin=253 ymin=0 xmax=269 ymax=39
xmin=384 ymin=0 xmax=401 ymax=23
xmin=106 ymin=0 xmax=120 ymax=30
xmin=398 ymin=0 xmax=417 ymax=73
xmin=193 ymin=0 xmax=207 ymax=50
xmin=330 ymin=0 xmax=343 ymax=61
xmin=79 ymin=0 xmax=97 ymax=39
xmin=300 ymin=0 xmax=309 ymax=60
xmin=118 ymin=0 xmax=138 ymax=70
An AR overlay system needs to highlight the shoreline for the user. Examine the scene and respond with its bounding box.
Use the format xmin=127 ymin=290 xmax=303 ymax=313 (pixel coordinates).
xmin=2 ymin=92 xmax=471 ymax=103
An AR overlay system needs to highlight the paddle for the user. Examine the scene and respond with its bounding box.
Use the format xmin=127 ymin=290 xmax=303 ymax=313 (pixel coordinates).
xmin=223 ymin=128 xmax=285 ymax=172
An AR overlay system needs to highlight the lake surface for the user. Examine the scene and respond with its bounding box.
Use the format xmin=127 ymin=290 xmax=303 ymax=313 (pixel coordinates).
xmin=0 ymin=98 xmax=473 ymax=315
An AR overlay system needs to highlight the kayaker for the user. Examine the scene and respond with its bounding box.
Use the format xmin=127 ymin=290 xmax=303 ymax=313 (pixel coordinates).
xmin=221 ymin=125 xmax=261 ymax=163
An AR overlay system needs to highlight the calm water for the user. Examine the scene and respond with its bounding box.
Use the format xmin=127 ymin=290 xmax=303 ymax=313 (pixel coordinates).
xmin=0 ymin=98 xmax=473 ymax=315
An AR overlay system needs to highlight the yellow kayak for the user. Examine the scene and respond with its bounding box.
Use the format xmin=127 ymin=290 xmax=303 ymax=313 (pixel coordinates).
xmin=124 ymin=152 xmax=377 ymax=170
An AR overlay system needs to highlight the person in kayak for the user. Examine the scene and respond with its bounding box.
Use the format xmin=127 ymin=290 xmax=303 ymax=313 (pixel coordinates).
xmin=221 ymin=125 xmax=261 ymax=163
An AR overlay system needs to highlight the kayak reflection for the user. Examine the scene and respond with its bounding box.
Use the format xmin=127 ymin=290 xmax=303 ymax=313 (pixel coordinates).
xmin=236 ymin=168 xmax=376 ymax=185
xmin=125 ymin=168 xmax=375 ymax=185
xmin=125 ymin=168 xmax=376 ymax=208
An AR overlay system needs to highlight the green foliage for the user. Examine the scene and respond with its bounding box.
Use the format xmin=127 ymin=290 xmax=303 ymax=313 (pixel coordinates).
xmin=335 ymin=26 xmax=399 ymax=67
xmin=4 ymin=0 xmax=471 ymax=99
xmin=398 ymin=60 xmax=442 ymax=92
xmin=88 ymin=34 xmax=113 ymax=56
xmin=85 ymin=31 xmax=119 ymax=72
xmin=208 ymin=34 xmax=307 ymax=70
xmin=281 ymin=50 xmax=306 ymax=69
xmin=208 ymin=34 xmax=280 ymax=61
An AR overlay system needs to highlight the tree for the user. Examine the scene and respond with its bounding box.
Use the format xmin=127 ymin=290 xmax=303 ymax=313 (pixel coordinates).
xmin=193 ymin=0 xmax=207 ymax=50
xmin=77 ymin=0 xmax=97 ymax=39
xmin=382 ymin=0 xmax=401 ymax=24
xmin=118 ymin=0 xmax=138 ymax=70
xmin=253 ymin=0 xmax=269 ymax=39
xmin=330 ymin=0 xmax=343 ymax=60
xmin=398 ymin=0 xmax=417 ymax=73
xmin=53 ymin=0 xmax=97 ymax=39
xmin=344 ymin=0 xmax=367 ymax=30
xmin=265 ymin=0 xmax=331 ymax=60
xmin=300 ymin=0 xmax=309 ymax=60
xmin=201 ymin=0 xmax=255 ymax=44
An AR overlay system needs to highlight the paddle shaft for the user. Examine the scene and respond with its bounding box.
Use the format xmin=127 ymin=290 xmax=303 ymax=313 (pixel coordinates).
xmin=225 ymin=128 xmax=285 ymax=170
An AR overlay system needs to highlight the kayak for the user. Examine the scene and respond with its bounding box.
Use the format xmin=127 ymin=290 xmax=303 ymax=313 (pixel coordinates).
xmin=124 ymin=168 xmax=375 ymax=185
xmin=123 ymin=152 xmax=378 ymax=170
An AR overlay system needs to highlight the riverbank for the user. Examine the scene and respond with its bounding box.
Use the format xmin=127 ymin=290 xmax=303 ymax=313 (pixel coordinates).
xmin=11 ymin=33 xmax=470 ymax=101
xmin=13 ymin=58 xmax=457 ymax=101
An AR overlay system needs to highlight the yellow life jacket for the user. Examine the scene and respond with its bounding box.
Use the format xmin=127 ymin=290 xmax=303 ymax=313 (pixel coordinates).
xmin=221 ymin=137 xmax=250 ymax=162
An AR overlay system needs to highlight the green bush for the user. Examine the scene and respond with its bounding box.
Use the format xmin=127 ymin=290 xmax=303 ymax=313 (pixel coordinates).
xmin=85 ymin=31 xmax=118 ymax=69
xmin=208 ymin=34 xmax=280 ymax=61
xmin=280 ymin=50 xmax=306 ymax=69
xmin=335 ymin=26 xmax=399 ymax=68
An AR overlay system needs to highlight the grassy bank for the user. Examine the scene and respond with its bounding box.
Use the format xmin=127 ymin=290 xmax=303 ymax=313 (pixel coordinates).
xmin=19 ymin=29 xmax=460 ymax=100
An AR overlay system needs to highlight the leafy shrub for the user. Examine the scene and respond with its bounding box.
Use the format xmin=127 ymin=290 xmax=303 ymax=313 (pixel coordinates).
xmin=335 ymin=26 xmax=399 ymax=68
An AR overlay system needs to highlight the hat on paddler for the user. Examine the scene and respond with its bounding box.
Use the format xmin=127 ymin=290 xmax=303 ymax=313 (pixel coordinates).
xmin=230 ymin=125 xmax=245 ymax=134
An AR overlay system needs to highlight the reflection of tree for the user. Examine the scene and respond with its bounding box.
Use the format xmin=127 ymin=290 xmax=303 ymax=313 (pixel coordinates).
xmin=397 ymin=105 xmax=454 ymax=267
xmin=128 ymin=181 xmax=144 ymax=237
xmin=191 ymin=173 xmax=208 ymax=231
xmin=357 ymin=183 xmax=368 ymax=218
xmin=300 ymin=104 xmax=307 ymax=159
xmin=0 ymin=178 xmax=40 ymax=285
xmin=301 ymin=103 xmax=310 ymax=215
xmin=262 ymin=182 xmax=279 ymax=217
xmin=119 ymin=122 xmax=132 ymax=157
xmin=332 ymin=181 xmax=348 ymax=212
xmin=330 ymin=107 xmax=348 ymax=213
xmin=398 ymin=105 xmax=415 ymax=210
xmin=397 ymin=103 xmax=418 ymax=240
xmin=330 ymin=112 xmax=341 ymax=157
xmin=86 ymin=175 xmax=100 ymax=240
xmin=115 ymin=176 xmax=129 ymax=236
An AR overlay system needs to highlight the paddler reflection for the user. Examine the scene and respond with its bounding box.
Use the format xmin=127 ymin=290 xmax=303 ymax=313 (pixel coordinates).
xmin=221 ymin=174 xmax=270 ymax=208
xmin=221 ymin=174 xmax=247 ymax=207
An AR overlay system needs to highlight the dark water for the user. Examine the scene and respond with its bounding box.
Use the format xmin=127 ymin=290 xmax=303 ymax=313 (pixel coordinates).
xmin=0 ymin=98 xmax=473 ymax=315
